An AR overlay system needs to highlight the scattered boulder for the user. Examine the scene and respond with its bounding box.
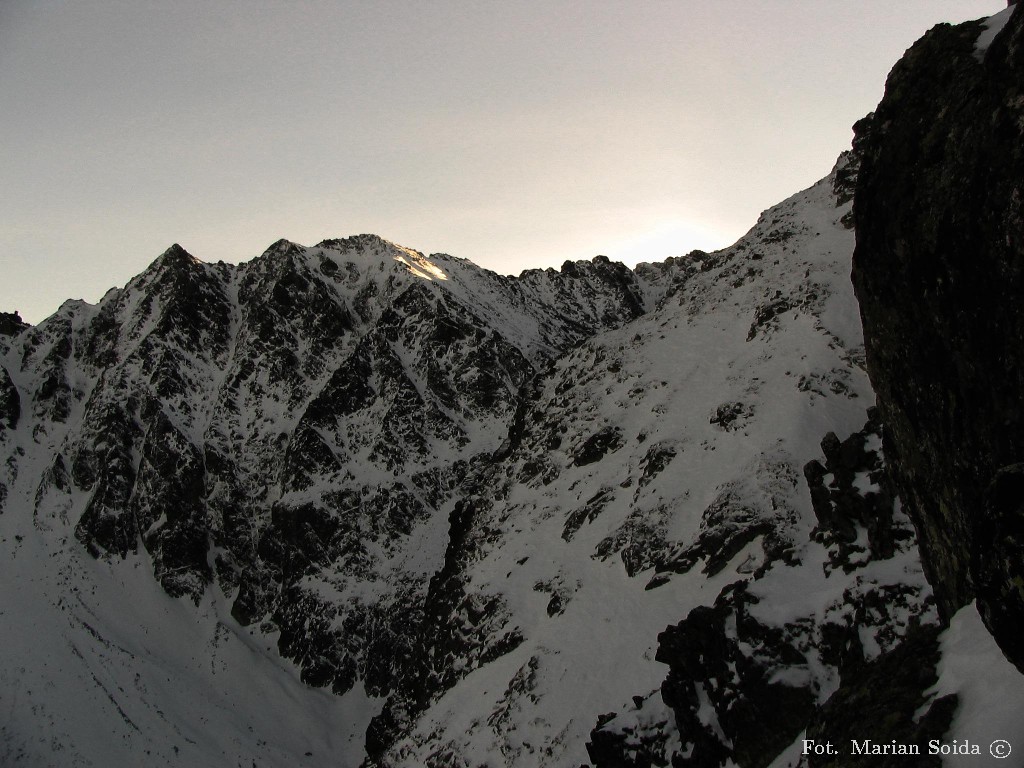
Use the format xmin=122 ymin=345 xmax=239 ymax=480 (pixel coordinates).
xmin=574 ymin=425 xmax=625 ymax=466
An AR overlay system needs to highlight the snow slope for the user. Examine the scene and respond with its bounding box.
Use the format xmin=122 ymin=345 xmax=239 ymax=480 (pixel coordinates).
xmin=374 ymin=155 xmax=940 ymax=767
xmin=1 ymin=149 xmax=1021 ymax=768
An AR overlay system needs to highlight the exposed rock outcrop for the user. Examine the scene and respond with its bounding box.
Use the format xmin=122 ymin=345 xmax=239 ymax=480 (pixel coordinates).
xmin=587 ymin=416 xmax=935 ymax=768
xmin=852 ymin=5 xmax=1024 ymax=669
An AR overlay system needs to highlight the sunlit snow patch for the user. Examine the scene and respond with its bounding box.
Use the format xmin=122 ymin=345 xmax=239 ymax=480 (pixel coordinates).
xmin=393 ymin=249 xmax=448 ymax=281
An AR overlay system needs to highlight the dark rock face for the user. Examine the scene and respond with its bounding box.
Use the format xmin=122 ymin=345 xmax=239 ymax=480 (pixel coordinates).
xmin=851 ymin=6 xmax=1024 ymax=666
xmin=652 ymin=585 xmax=818 ymax=768
xmin=0 ymin=365 xmax=19 ymax=432
xmin=804 ymin=408 xmax=909 ymax=568
xmin=805 ymin=625 xmax=957 ymax=768
xmin=133 ymin=408 xmax=214 ymax=599
xmin=363 ymin=496 xmax=525 ymax=763
xmin=574 ymin=425 xmax=625 ymax=466
xmin=73 ymin=400 xmax=144 ymax=559
xmin=974 ymin=464 xmax=1024 ymax=672
xmin=0 ymin=311 xmax=30 ymax=340
xmin=588 ymin=415 xmax=936 ymax=768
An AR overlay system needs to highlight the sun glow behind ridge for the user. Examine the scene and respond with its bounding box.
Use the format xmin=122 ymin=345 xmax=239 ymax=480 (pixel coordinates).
xmin=600 ymin=219 xmax=732 ymax=268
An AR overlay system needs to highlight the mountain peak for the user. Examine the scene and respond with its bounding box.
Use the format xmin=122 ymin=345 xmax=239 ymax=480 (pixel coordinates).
xmin=258 ymin=238 xmax=305 ymax=260
xmin=136 ymin=244 xmax=202 ymax=281
xmin=316 ymin=233 xmax=429 ymax=264
xmin=159 ymin=242 xmax=197 ymax=263
xmin=317 ymin=233 xmax=393 ymax=251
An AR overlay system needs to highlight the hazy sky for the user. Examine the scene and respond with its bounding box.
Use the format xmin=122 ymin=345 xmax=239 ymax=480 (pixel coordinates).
xmin=1 ymin=0 xmax=999 ymax=324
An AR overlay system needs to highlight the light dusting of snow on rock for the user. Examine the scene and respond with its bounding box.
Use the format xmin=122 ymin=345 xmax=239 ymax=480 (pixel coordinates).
xmin=974 ymin=6 xmax=1015 ymax=60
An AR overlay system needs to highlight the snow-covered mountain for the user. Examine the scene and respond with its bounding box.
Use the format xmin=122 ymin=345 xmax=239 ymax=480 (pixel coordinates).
xmin=1 ymin=235 xmax=660 ymax=767
xmin=368 ymin=154 xmax=928 ymax=768
xmin=3 ymin=8 xmax=1024 ymax=767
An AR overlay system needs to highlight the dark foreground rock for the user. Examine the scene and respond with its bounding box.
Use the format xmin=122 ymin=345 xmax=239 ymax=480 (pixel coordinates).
xmin=852 ymin=5 xmax=1024 ymax=670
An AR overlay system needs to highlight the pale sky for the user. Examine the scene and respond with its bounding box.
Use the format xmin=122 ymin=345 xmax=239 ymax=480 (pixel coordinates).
xmin=1 ymin=1 xmax=999 ymax=324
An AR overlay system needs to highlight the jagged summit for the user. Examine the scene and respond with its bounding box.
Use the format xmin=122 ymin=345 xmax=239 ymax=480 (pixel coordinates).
xmin=0 ymin=310 xmax=29 ymax=371
xmin=0 ymin=310 xmax=29 ymax=338
xmin=160 ymin=242 xmax=197 ymax=262
xmin=316 ymin=232 xmax=411 ymax=253
xmin=135 ymin=242 xmax=204 ymax=279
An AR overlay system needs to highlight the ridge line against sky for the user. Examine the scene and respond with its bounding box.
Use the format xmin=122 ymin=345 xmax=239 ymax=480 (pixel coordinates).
xmin=0 ymin=0 xmax=999 ymax=325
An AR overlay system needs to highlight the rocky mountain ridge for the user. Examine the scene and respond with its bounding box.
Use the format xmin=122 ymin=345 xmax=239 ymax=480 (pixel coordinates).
xmin=0 ymin=153 xmax=955 ymax=768
xmin=2 ymin=7 xmax=1023 ymax=767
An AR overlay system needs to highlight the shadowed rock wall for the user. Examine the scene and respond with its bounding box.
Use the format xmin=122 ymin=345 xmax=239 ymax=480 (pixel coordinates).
xmin=852 ymin=7 xmax=1024 ymax=669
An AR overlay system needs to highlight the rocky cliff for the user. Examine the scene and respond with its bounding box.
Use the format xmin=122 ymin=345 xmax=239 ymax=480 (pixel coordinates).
xmin=852 ymin=4 xmax=1024 ymax=671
